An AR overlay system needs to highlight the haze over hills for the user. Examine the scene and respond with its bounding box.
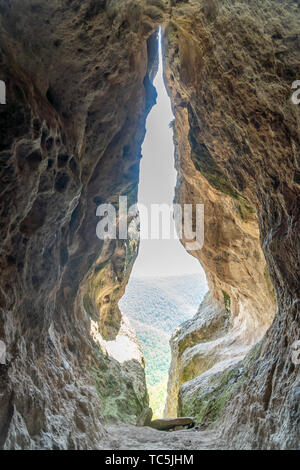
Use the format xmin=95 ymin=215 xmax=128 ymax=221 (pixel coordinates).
xmin=119 ymin=273 xmax=208 ymax=417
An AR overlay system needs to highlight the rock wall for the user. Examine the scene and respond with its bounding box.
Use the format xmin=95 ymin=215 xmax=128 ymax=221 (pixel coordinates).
xmin=0 ymin=0 xmax=167 ymax=449
xmin=82 ymin=234 xmax=149 ymax=424
xmin=163 ymin=0 xmax=299 ymax=449
xmin=163 ymin=79 xmax=276 ymax=419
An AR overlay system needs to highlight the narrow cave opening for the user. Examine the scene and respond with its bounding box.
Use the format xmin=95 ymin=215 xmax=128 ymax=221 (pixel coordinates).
xmin=119 ymin=30 xmax=208 ymax=419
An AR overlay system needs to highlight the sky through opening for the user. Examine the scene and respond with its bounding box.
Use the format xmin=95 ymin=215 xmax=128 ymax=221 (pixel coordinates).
xmin=131 ymin=30 xmax=205 ymax=279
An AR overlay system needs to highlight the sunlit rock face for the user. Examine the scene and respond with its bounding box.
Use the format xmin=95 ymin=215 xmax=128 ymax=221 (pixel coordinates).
xmin=164 ymin=0 xmax=299 ymax=449
xmin=0 ymin=0 xmax=166 ymax=449
xmin=163 ymin=64 xmax=276 ymax=423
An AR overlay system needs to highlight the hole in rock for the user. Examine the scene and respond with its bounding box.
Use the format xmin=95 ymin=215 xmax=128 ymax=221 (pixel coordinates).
xmin=119 ymin=30 xmax=208 ymax=419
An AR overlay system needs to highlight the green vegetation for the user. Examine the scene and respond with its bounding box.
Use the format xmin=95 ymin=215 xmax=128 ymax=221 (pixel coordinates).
xmin=140 ymin=327 xmax=170 ymax=386
xmin=198 ymin=371 xmax=246 ymax=427
xmin=83 ymin=292 xmax=98 ymax=321
xmin=189 ymin=124 xmax=238 ymax=200
xmin=148 ymin=377 xmax=169 ymax=420
xmin=222 ymin=290 xmax=231 ymax=312
xmin=236 ymin=196 xmax=256 ymax=221
xmin=119 ymin=274 xmax=207 ymax=416
xmin=90 ymin=353 xmax=146 ymax=425
xmin=181 ymin=342 xmax=264 ymax=428
xmin=181 ymin=365 xmax=246 ymax=428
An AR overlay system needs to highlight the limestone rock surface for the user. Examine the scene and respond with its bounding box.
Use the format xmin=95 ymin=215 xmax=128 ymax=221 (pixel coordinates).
xmin=163 ymin=0 xmax=300 ymax=449
xmin=0 ymin=0 xmax=299 ymax=451
xmin=0 ymin=0 xmax=163 ymax=448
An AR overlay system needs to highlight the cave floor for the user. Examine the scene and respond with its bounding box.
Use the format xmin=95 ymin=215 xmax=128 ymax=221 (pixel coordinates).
xmin=103 ymin=424 xmax=221 ymax=450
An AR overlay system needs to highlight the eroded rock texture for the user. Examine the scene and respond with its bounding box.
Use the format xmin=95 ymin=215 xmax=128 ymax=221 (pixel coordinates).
xmin=0 ymin=0 xmax=299 ymax=451
xmin=164 ymin=0 xmax=299 ymax=449
xmin=0 ymin=0 xmax=167 ymax=449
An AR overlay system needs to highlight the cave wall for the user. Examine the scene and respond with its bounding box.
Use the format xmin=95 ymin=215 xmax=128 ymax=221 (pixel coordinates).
xmin=163 ymin=67 xmax=276 ymax=418
xmin=0 ymin=0 xmax=167 ymax=449
xmin=163 ymin=0 xmax=299 ymax=449
xmin=0 ymin=0 xmax=299 ymax=451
